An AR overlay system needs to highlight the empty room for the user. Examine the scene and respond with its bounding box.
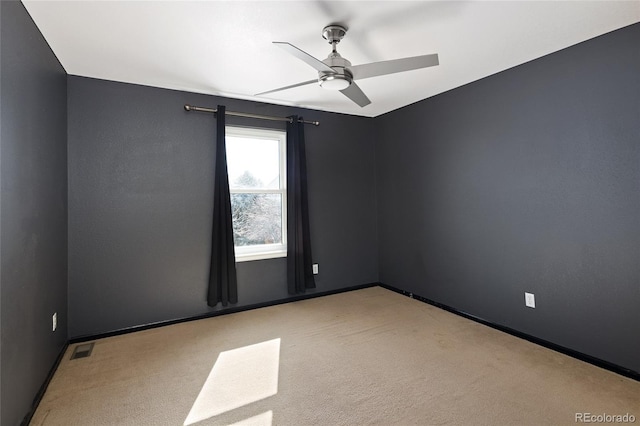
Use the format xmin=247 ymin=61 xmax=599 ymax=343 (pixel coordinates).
xmin=1 ymin=1 xmax=639 ymax=425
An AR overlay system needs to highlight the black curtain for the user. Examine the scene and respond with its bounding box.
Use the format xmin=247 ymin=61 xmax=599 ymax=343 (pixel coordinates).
xmin=287 ymin=116 xmax=316 ymax=294
xmin=208 ymin=105 xmax=238 ymax=306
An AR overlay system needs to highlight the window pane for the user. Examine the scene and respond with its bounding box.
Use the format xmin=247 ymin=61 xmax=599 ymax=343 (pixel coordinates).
xmin=231 ymin=193 xmax=282 ymax=247
xmin=226 ymin=137 xmax=280 ymax=189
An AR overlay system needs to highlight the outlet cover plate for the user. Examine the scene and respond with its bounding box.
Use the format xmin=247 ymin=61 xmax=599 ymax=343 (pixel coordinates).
xmin=525 ymin=292 xmax=536 ymax=308
xmin=312 ymin=264 xmax=319 ymax=275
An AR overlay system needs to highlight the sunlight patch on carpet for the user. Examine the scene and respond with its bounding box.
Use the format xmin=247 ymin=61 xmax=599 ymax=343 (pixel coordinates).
xmin=183 ymin=339 xmax=281 ymax=425
xmin=229 ymin=410 xmax=273 ymax=426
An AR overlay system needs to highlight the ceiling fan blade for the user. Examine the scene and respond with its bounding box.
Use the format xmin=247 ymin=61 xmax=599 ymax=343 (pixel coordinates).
xmin=273 ymin=42 xmax=335 ymax=73
xmin=255 ymin=79 xmax=318 ymax=96
xmin=340 ymin=81 xmax=371 ymax=107
xmin=350 ymin=54 xmax=439 ymax=80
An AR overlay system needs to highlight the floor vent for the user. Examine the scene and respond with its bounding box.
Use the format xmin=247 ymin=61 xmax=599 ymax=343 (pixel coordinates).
xmin=70 ymin=342 xmax=95 ymax=360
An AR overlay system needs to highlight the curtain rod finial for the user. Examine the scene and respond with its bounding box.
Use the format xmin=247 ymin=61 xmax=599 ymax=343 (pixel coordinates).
xmin=184 ymin=104 xmax=191 ymax=111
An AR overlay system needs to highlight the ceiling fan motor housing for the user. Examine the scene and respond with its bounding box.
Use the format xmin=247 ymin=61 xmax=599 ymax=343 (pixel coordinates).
xmin=319 ymin=51 xmax=352 ymax=90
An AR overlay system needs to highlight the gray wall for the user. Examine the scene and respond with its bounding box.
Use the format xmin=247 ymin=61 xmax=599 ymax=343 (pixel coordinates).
xmin=1 ymin=3 xmax=3 ymax=419
xmin=1 ymin=2 xmax=3 ymax=418
xmin=376 ymin=23 xmax=640 ymax=373
xmin=67 ymin=76 xmax=378 ymax=338
xmin=0 ymin=1 xmax=68 ymax=425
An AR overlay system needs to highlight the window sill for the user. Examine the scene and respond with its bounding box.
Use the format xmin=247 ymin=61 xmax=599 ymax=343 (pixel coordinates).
xmin=235 ymin=250 xmax=287 ymax=263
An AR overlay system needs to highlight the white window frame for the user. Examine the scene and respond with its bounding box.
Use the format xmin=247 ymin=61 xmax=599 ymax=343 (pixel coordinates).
xmin=226 ymin=126 xmax=287 ymax=262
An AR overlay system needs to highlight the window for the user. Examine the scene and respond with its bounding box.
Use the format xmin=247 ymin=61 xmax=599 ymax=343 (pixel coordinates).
xmin=226 ymin=126 xmax=286 ymax=262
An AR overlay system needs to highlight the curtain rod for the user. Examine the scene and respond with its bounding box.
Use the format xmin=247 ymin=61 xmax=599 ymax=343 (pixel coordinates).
xmin=184 ymin=104 xmax=320 ymax=126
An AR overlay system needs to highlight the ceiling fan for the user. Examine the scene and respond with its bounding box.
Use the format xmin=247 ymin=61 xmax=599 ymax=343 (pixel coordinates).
xmin=256 ymin=24 xmax=439 ymax=107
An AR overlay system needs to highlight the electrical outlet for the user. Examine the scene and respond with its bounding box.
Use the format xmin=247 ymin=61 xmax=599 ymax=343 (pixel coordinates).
xmin=52 ymin=312 xmax=57 ymax=332
xmin=525 ymin=292 xmax=536 ymax=308
xmin=312 ymin=264 xmax=319 ymax=275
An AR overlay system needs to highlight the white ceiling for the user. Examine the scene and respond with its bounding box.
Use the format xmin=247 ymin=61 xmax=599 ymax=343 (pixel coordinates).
xmin=22 ymin=1 xmax=640 ymax=118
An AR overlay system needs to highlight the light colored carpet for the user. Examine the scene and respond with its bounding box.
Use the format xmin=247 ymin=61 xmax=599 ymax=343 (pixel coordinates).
xmin=31 ymin=286 xmax=640 ymax=425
